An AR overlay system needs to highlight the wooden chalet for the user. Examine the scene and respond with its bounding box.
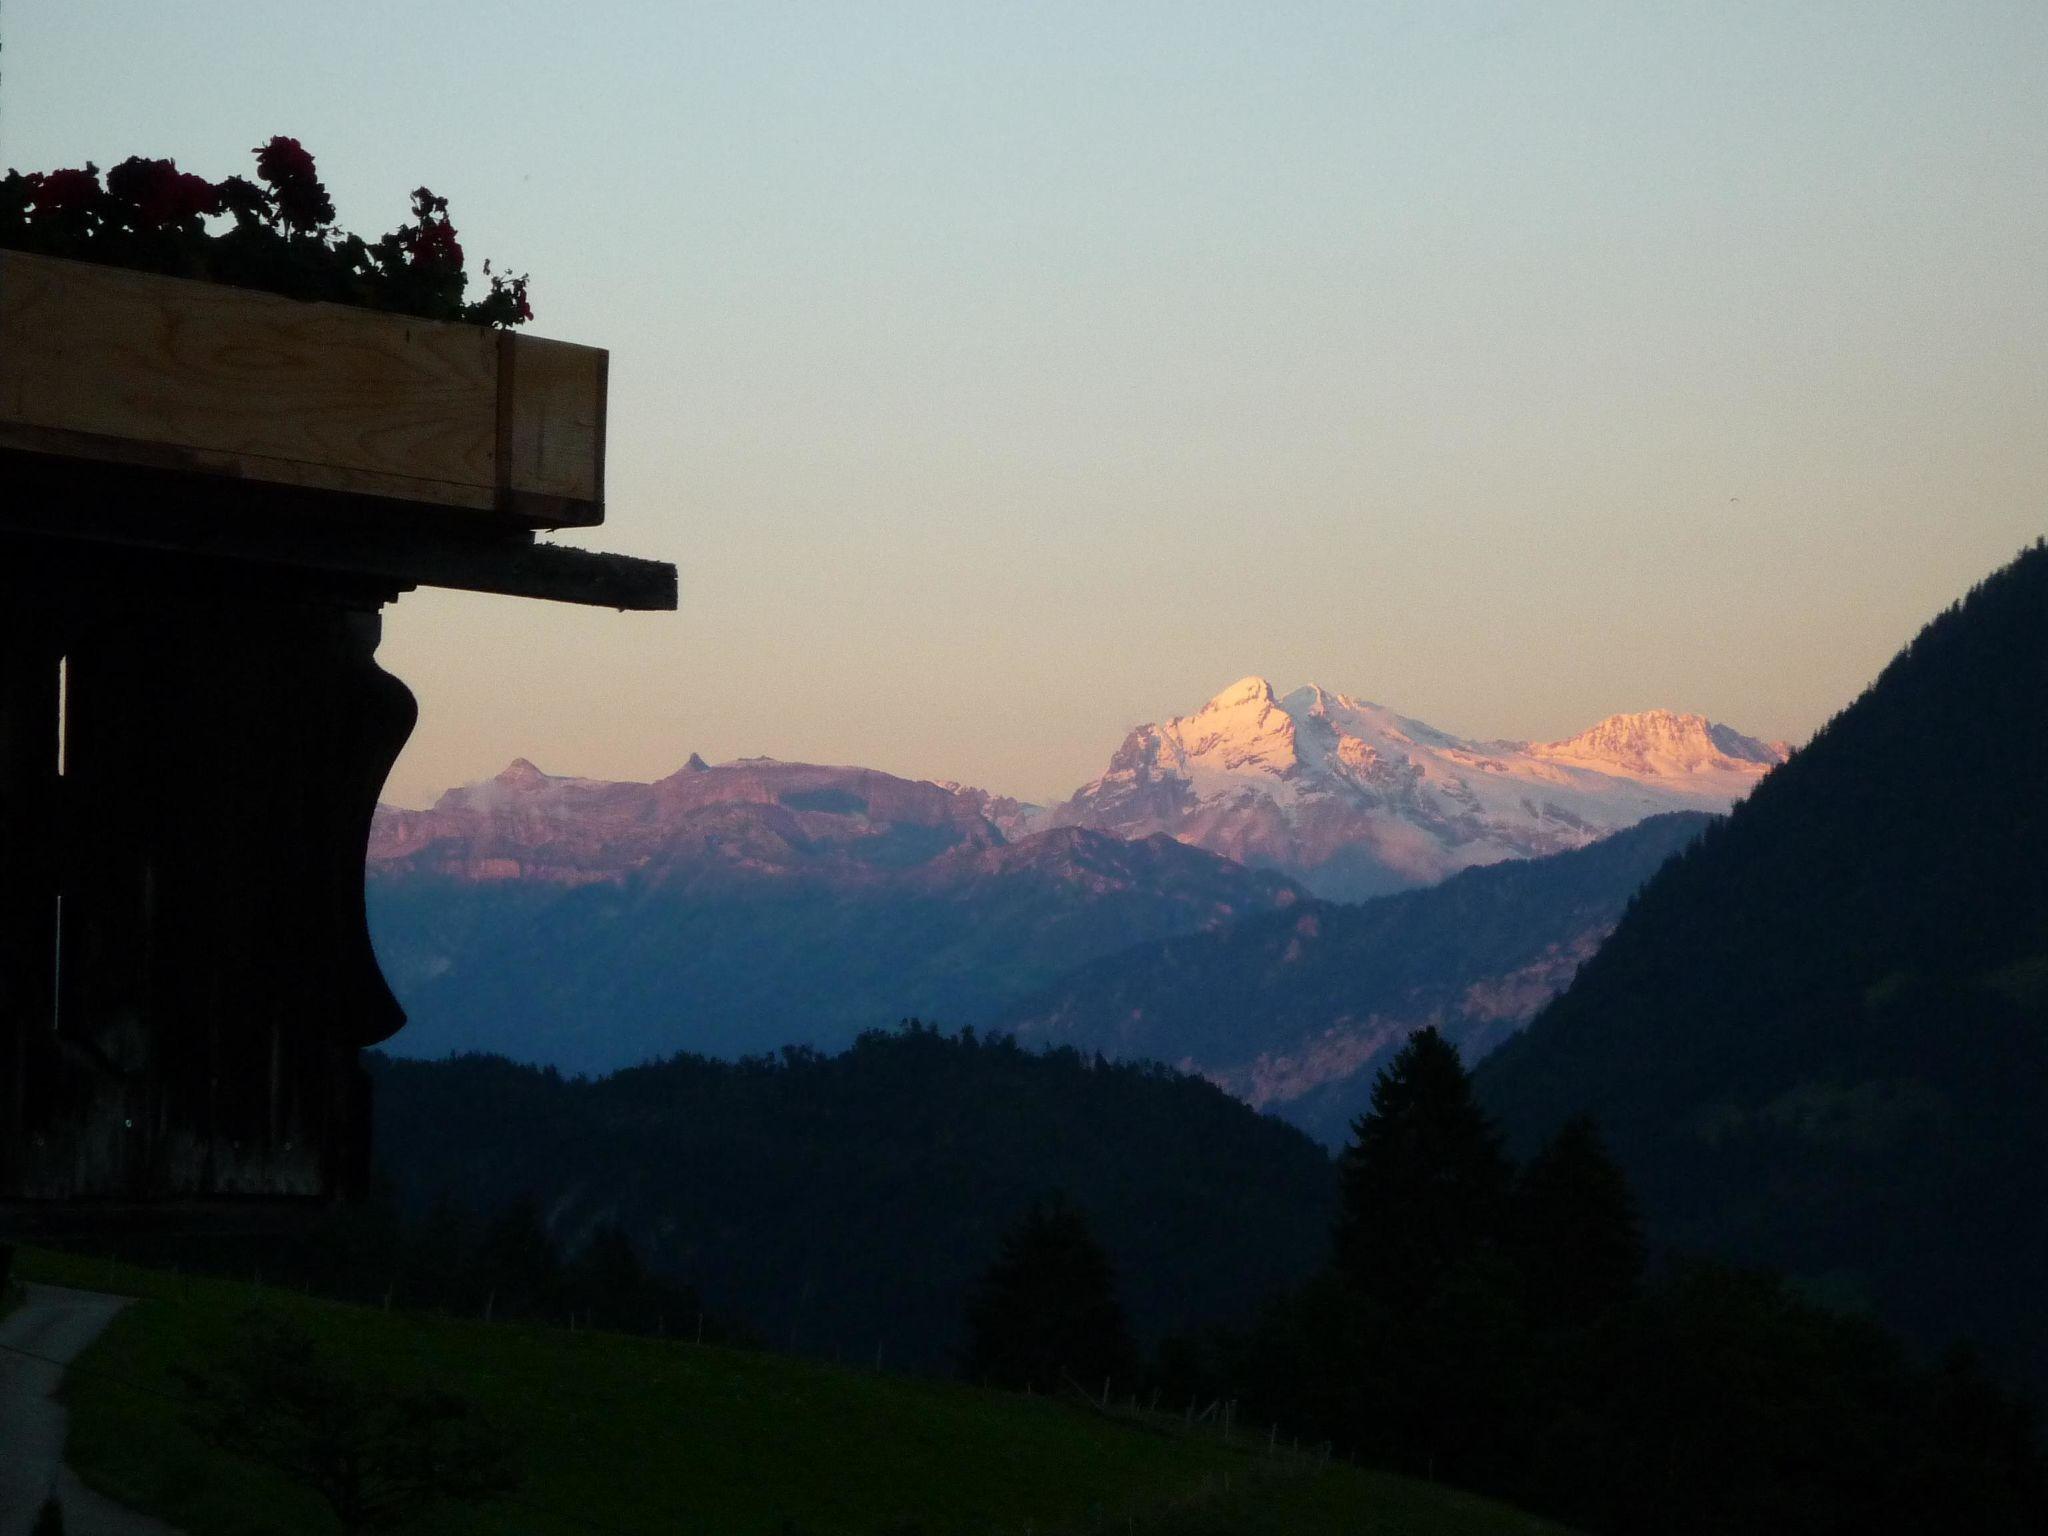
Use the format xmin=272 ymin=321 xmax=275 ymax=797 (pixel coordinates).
xmin=0 ymin=250 xmax=674 ymax=1225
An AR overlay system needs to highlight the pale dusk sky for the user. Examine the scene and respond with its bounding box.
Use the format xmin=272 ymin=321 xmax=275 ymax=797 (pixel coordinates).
xmin=6 ymin=2 xmax=2044 ymax=805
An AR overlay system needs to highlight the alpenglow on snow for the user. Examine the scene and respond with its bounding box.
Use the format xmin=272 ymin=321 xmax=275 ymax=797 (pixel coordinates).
xmin=1047 ymin=678 xmax=1787 ymax=899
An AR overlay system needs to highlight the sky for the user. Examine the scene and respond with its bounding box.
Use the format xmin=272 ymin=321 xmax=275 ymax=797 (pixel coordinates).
xmin=6 ymin=2 xmax=2044 ymax=806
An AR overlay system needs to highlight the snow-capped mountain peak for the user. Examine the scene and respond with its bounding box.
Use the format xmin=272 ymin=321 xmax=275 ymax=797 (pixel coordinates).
xmin=1169 ymin=676 xmax=1300 ymax=776
xmin=1532 ymin=710 xmax=1788 ymax=777
xmin=1053 ymin=682 xmax=1789 ymax=899
xmin=1204 ymin=675 xmax=1280 ymax=711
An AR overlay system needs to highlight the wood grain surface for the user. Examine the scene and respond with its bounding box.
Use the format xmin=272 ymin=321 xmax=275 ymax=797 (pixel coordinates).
xmin=0 ymin=251 xmax=606 ymax=525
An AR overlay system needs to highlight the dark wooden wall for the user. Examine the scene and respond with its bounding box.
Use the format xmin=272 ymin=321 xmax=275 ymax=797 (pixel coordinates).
xmin=0 ymin=539 xmax=414 ymax=1209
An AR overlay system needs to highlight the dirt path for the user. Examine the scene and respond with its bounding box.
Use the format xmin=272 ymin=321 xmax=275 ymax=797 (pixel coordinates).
xmin=0 ymin=1283 xmax=180 ymax=1536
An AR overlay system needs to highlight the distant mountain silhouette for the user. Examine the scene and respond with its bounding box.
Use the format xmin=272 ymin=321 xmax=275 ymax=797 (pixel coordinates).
xmin=369 ymin=758 xmax=1299 ymax=1072
xmin=1478 ymin=541 xmax=2048 ymax=1385
xmin=1002 ymin=813 xmax=1712 ymax=1144
xmin=370 ymin=756 xmax=1006 ymax=886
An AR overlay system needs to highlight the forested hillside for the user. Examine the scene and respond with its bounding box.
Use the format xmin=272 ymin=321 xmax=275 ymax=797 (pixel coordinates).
xmin=369 ymin=1026 xmax=1337 ymax=1368
xmin=1479 ymin=541 xmax=2048 ymax=1385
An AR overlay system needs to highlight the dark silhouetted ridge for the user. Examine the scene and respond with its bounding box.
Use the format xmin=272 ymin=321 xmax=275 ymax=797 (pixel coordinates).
xmin=1478 ymin=540 xmax=2048 ymax=1385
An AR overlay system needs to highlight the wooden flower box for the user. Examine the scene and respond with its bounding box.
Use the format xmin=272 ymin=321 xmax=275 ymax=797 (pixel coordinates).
xmin=0 ymin=247 xmax=606 ymax=528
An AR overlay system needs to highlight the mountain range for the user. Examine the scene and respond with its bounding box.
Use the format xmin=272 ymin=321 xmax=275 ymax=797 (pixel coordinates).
xmin=1047 ymin=679 xmax=1784 ymax=898
xmin=367 ymin=687 xmax=1775 ymax=1088
xmin=368 ymin=757 xmax=1301 ymax=1072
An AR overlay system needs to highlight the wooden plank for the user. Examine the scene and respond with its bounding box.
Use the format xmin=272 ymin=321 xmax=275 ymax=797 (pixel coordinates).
xmin=500 ymin=332 xmax=607 ymax=510
xmin=0 ymin=250 xmax=496 ymax=490
xmin=0 ymin=420 xmax=498 ymax=512
xmin=0 ymin=251 xmax=608 ymax=527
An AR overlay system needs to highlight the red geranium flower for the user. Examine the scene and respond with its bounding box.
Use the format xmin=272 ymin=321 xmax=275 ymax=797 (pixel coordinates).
xmin=171 ymin=172 xmax=224 ymax=221
xmin=6 ymin=142 xmax=530 ymax=326
xmin=405 ymin=219 xmax=464 ymax=271
xmin=107 ymin=157 xmax=223 ymax=226
xmin=253 ymin=135 xmax=335 ymax=230
xmin=253 ymin=135 xmax=317 ymax=186
xmin=29 ymin=165 xmax=101 ymax=216
xmin=399 ymin=188 xmax=464 ymax=271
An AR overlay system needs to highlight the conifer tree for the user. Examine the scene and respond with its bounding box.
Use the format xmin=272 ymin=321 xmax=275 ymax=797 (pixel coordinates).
xmin=1513 ymin=1113 xmax=1644 ymax=1330
xmin=1332 ymin=1026 xmax=1511 ymax=1311
xmin=962 ymin=1198 xmax=1137 ymax=1396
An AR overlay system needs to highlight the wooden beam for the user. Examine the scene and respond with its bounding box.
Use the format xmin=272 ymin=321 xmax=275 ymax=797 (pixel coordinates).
xmin=0 ymin=450 xmax=675 ymax=610
xmin=0 ymin=518 xmax=676 ymax=611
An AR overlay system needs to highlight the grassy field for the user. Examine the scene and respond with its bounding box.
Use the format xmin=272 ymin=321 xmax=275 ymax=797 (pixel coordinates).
xmin=19 ymin=1248 xmax=1571 ymax=1536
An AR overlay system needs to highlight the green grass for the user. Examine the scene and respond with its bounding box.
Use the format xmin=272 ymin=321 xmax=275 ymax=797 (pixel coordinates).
xmin=19 ymin=1248 xmax=1571 ymax=1536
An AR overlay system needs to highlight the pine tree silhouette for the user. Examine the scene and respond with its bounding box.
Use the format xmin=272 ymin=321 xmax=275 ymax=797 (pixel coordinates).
xmin=1333 ymin=1026 xmax=1511 ymax=1311
xmin=962 ymin=1198 xmax=1136 ymax=1396
xmin=1512 ymin=1114 xmax=1644 ymax=1330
